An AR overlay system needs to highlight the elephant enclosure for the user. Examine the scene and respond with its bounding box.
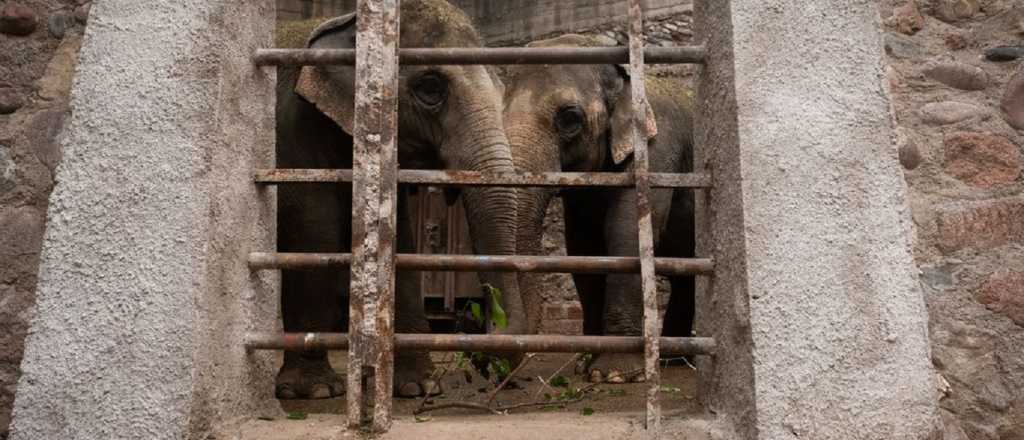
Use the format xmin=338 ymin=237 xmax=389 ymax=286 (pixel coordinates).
xmin=229 ymin=352 xmax=707 ymax=439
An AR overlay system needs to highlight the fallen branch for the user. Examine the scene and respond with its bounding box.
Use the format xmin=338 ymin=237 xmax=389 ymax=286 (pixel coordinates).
xmin=534 ymin=353 xmax=580 ymax=400
xmin=413 ymin=401 xmax=501 ymax=415
xmin=486 ymin=353 xmax=535 ymax=405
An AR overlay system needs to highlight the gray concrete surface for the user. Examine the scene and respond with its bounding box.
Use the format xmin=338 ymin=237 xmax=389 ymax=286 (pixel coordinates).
xmin=8 ymin=1 xmax=281 ymax=439
xmin=693 ymin=1 xmax=943 ymax=439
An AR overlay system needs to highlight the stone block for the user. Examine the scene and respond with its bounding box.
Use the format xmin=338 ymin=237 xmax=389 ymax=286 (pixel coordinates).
xmin=936 ymin=199 xmax=1024 ymax=253
xmin=694 ymin=1 xmax=941 ymax=438
xmin=8 ymin=1 xmax=280 ymax=439
xmin=943 ymin=132 xmax=1021 ymax=188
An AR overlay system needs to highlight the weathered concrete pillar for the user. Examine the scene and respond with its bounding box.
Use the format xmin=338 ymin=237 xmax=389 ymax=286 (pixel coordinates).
xmin=693 ymin=1 xmax=942 ymax=439
xmin=9 ymin=1 xmax=280 ymax=439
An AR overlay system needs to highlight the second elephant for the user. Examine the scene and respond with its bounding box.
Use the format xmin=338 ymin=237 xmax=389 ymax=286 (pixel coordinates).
xmin=504 ymin=35 xmax=696 ymax=383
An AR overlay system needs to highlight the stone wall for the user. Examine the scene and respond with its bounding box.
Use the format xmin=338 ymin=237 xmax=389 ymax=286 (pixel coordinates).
xmin=880 ymin=1 xmax=1024 ymax=438
xmin=276 ymin=0 xmax=693 ymax=44
xmin=0 ymin=1 xmax=88 ymax=437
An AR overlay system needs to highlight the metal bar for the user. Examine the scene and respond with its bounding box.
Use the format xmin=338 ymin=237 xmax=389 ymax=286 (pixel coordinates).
xmin=346 ymin=0 xmax=400 ymax=430
xmin=252 ymin=45 xmax=706 ymax=66
xmin=625 ymin=1 xmax=661 ymax=434
xmin=248 ymin=252 xmax=715 ymax=276
xmin=254 ymin=169 xmax=712 ymax=188
xmin=244 ymin=332 xmax=717 ymax=356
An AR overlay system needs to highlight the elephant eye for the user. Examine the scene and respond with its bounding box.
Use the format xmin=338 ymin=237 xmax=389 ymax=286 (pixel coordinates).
xmin=554 ymin=105 xmax=585 ymax=139
xmin=412 ymin=72 xmax=448 ymax=109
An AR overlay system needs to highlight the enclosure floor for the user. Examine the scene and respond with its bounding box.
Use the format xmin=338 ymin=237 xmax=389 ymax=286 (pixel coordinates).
xmin=225 ymin=353 xmax=712 ymax=439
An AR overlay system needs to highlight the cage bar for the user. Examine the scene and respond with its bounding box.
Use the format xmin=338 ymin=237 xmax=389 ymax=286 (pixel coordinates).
xmin=244 ymin=332 xmax=717 ymax=356
xmin=253 ymin=45 xmax=706 ymax=66
xmin=624 ymin=0 xmax=662 ymax=433
xmin=345 ymin=0 xmax=400 ymax=430
xmin=248 ymin=252 xmax=714 ymax=275
xmin=254 ymin=168 xmax=712 ymax=188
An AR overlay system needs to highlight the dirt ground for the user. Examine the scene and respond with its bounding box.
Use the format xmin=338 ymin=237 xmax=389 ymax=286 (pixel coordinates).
xmin=222 ymin=352 xmax=711 ymax=439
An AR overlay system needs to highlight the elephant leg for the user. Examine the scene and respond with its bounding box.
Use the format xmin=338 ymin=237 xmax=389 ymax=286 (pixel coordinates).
xmin=587 ymin=187 xmax=674 ymax=384
xmin=393 ymin=190 xmax=439 ymax=397
xmin=277 ymin=184 xmax=350 ymax=399
xmin=660 ymin=188 xmax=696 ymax=339
xmin=563 ymin=191 xmax=609 ymax=337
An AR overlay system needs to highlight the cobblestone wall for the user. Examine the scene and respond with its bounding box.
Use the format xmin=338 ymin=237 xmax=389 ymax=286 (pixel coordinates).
xmin=880 ymin=0 xmax=1024 ymax=437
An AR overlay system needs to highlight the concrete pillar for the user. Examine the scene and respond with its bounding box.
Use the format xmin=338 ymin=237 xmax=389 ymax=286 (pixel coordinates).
xmin=693 ymin=1 xmax=942 ymax=439
xmin=9 ymin=1 xmax=280 ymax=439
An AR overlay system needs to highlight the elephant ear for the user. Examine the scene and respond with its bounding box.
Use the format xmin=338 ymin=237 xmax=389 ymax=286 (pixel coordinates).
xmin=295 ymin=13 xmax=358 ymax=135
xmin=608 ymin=66 xmax=658 ymax=165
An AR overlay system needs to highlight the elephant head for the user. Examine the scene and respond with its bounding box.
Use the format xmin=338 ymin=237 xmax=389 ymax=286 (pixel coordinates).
xmin=502 ymin=35 xmax=658 ymax=333
xmin=294 ymin=1 xmax=525 ymax=334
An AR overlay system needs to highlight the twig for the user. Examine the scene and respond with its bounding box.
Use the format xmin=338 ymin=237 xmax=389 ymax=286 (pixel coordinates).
xmin=533 ymin=353 xmax=580 ymax=399
xmin=486 ymin=353 xmax=535 ymax=404
xmin=413 ymin=401 xmax=501 ymax=415
xmin=415 ymin=352 xmax=455 ymax=413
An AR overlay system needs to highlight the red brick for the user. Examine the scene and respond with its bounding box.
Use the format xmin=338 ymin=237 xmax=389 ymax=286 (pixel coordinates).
xmin=889 ymin=1 xmax=924 ymax=35
xmin=543 ymin=303 xmax=566 ymax=320
xmin=975 ymin=270 xmax=1024 ymax=326
xmin=566 ymin=303 xmax=584 ymax=320
xmin=935 ymin=200 xmax=1024 ymax=253
xmin=943 ymin=132 xmax=1021 ymax=188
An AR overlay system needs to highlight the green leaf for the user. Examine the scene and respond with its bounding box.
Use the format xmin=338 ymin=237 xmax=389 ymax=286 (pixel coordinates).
xmin=286 ymin=412 xmax=307 ymax=420
xmin=454 ymin=351 xmax=467 ymax=369
xmin=469 ymin=301 xmax=483 ymax=326
xmin=581 ymin=407 xmax=595 ymax=416
xmin=607 ymin=389 xmax=627 ymax=397
xmin=660 ymin=386 xmax=681 ymax=393
xmin=550 ymin=375 xmax=569 ymax=388
xmin=485 ymin=285 xmax=508 ymax=329
xmin=415 ymin=415 xmax=433 ymax=423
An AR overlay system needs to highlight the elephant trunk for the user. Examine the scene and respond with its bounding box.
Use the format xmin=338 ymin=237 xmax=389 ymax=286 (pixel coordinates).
xmin=506 ymin=120 xmax=561 ymax=335
xmin=443 ymin=114 xmax=525 ymax=334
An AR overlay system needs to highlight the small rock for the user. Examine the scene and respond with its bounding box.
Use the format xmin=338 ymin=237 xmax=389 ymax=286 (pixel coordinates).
xmin=944 ymin=33 xmax=967 ymax=50
xmin=935 ymin=0 xmax=980 ymax=22
xmin=0 ymin=2 xmax=38 ymax=36
xmin=922 ymin=62 xmax=989 ymax=90
xmin=1001 ymin=68 xmax=1024 ymax=130
xmin=919 ymin=101 xmax=986 ymax=125
xmin=74 ymin=2 xmax=91 ymax=24
xmin=899 ymin=142 xmax=923 ymax=170
xmin=885 ymin=32 xmax=928 ymax=59
xmin=0 ymin=88 xmax=25 ymax=114
xmin=985 ymin=46 xmax=1024 ymax=62
xmin=48 ymin=11 xmax=72 ymax=39
xmin=943 ymin=132 xmax=1022 ymax=188
xmin=890 ymin=1 xmax=925 ymax=35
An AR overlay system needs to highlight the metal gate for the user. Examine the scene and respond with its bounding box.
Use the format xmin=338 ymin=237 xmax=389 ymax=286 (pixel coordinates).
xmin=247 ymin=0 xmax=714 ymax=435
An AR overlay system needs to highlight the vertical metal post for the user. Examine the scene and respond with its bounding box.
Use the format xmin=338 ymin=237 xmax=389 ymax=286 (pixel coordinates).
xmin=347 ymin=0 xmax=400 ymax=431
xmin=626 ymin=0 xmax=661 ymax=435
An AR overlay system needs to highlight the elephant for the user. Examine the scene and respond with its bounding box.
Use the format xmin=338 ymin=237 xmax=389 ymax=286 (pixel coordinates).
xmin=274 ymin=0 xmax=523 ymax=399
xmin=503 ymin=34 xmax=696 ymax=384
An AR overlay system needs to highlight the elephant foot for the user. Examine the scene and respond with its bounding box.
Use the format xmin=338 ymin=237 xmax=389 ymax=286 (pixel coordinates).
xmin=582 ymin=353 xmax=646 ymax=384
xmin=394 ymin=351 xmax=442 ymax=398
xmin=276 ymin=356 xmax=345 ymax=400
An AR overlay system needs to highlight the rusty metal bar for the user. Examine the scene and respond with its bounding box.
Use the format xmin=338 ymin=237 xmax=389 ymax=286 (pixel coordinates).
xmin=253 ymin=45 xmax=706 ymax=66
xmin=244 ymin=332 xmax=717 ymax=356
xmin=248 ymin=252 xmax=714 ymax=276
xmin=625 ymin=2 xmax=661 ymax=434
xmin=345 ymin=0 xmax=400 ymax=430
xmin=254 ymin=168 xmax=712 ymax=188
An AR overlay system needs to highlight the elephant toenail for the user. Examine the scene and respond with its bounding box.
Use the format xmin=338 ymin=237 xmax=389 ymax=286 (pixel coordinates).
xmin=310 ymin=384 xmax=332 ymax=399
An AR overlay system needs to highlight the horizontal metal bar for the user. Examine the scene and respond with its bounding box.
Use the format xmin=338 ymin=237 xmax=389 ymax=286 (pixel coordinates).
xmin=248 ymin=252 xmax=714 ymax=276
xmin=254 ymin=169 xmax=712 ymax=189
xmin=253 ymin=46 xmax=705 ymax=66
xmin=244 ymin=332 xmax=716 ymax=355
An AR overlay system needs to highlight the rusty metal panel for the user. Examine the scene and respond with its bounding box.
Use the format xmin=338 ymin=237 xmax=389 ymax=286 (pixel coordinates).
xmin=248 ymin=252 xmax=715 ymax=276
xmin=244 ymin=332 xmax=717 ymax=355
xmin=253 ymin=45 xmax=706 ymax=66
xmin=347 ymin=0 xmax=400 ymax=431
xmin=624 ymin=0 xmax=661 ymax=434
xmin=254 ymin=168 xmax=713 ymax=188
